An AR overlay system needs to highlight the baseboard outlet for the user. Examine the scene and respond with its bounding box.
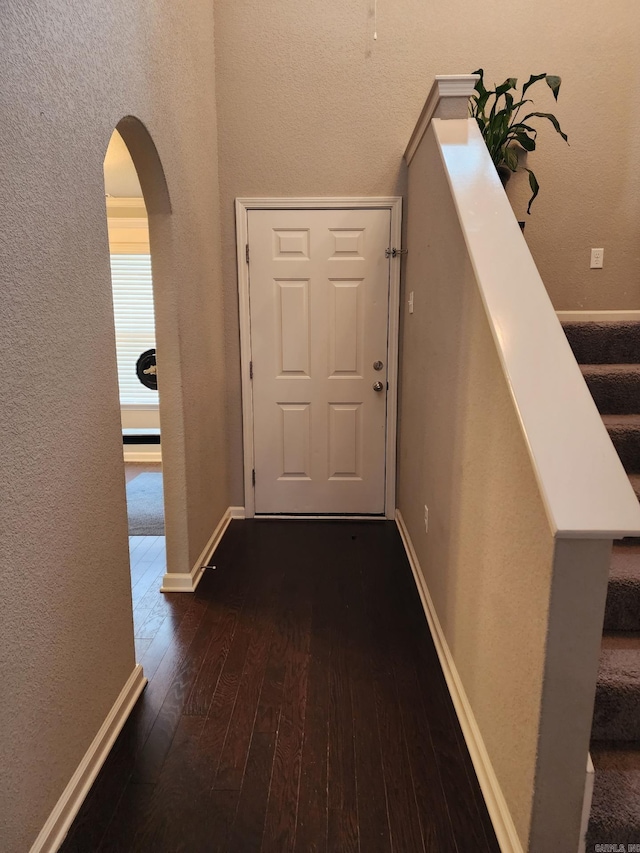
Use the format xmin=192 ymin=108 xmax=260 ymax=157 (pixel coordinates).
xmin=557 ymin=310 xmax=640 ymax=322
xmin=29 ymin=664 xmax=147 ymax=853
xmin=123 ymin=449 xmax=162 ymax=463
xmin=395 ymin=509 xmax=523 ymax=853
xmin=161 ymin=506 xmax=243 ymax=593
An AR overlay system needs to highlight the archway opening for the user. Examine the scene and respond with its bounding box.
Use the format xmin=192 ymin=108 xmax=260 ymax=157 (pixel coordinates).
xmin=103 ymin=124 xmax=167 ymax=643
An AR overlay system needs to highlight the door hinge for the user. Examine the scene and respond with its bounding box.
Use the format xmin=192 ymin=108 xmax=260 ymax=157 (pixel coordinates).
xmin=385 ymin=247 xmax=408 ymax=258
xmin=246 ymin=243 xmax=250 ymax=264
xmin=252 ymin=468 xmax=256 ymax=486
xmin=249 ymin=360 xmax=253 ymax=380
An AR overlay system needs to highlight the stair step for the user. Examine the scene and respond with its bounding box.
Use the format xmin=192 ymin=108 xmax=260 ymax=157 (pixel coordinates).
xmin=628 ymin=474 xmax=640 ymax=500
xmin=603 ymin=415 xmax=640 ymax=473
xmin=606 ymin=544 xmax=640 ymax=631
xmin=563 ymin=320 xmax=640 ymax=365
xmin=592 ymin=634 xmax=640 ymax=741
xmin=588 ymin=742 xmax=640 ymax=844
xmin=572 ymin=321 xmax=640 ymax=836
xmin=581 ymin=364 xmax=640 ymax=414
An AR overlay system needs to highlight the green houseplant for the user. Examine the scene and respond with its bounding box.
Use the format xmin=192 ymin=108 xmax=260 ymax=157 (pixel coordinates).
xmin=469 ymin=69 xmax=568 ymax=213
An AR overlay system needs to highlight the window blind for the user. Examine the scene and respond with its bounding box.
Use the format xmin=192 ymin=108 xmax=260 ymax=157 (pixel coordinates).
xmin=110 ymin=254 xmax=159 ymax=406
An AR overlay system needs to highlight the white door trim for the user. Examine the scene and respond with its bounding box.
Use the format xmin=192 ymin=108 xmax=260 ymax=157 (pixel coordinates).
xmin=236 ymin=197 xmax=402 ymax=520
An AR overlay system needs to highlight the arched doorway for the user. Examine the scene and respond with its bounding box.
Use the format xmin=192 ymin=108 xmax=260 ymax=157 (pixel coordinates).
xmin=104 ymin=129 xmax=166 ymax=620
xmin=102 ymin=117 xmax=190 ymax=612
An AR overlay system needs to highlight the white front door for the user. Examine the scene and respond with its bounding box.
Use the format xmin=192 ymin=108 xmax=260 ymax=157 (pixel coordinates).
xmin=247 ymin=207 xmax=391 ymax=514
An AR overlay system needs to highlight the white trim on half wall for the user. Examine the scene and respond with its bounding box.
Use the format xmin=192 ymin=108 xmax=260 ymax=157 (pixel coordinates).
xmin=395 ymin=509 xmax=524 ymax=853
xmin=29 ymin=665 xmax=147 ymax=853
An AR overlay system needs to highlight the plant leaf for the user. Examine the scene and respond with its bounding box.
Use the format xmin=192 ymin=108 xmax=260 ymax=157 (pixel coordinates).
xmin=476 ymin=91 xmax=491 ymax=115
xmin=495 ymin=77 xmax=518 ymax=97
xmin=510 ymin=122 xmax=538 ymax=136
xmin=521 ymin=112 xmax=569 ymax=143
xmin=545 ymin=75 xmax=562 ymax=101
xmin=514 ymin=131 xmax=536 ymax=151
xmin=524 ymin=168 xmax=540 ymax=214
xmin=492 ymin=106 xmax=516 ymax=124
xmin=503 ymin=147 xmax=519 ymax=171
xmin=472 ymin=69 xmax=487 ymax=97
xmin=522 ymin=73 xmax=547 ymax=98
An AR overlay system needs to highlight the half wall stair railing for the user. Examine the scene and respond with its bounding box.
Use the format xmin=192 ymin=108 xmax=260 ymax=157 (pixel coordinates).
xmin=398 ymin=76 xmax=640 ymax=853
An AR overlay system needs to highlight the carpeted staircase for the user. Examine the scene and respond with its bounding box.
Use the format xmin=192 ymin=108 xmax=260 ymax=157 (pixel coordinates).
xmin=563 ymin=321 xmax=640 ymax=846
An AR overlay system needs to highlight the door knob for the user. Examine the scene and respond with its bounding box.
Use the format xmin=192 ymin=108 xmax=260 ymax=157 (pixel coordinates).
xmin=373 ymin=381 xmax=384 ymax=392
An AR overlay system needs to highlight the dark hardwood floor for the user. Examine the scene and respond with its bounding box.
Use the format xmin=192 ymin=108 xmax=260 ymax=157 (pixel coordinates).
xmin=60 ymin=520 xmax=499 ymax=853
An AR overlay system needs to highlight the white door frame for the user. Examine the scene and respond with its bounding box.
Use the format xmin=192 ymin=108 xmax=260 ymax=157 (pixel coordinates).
xmin=236 ymin=197 xmax=403 ymax=520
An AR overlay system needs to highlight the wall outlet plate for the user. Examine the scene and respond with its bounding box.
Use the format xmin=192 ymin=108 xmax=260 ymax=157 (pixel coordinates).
xmin=590 ymin=248 xmax=604 ymax=269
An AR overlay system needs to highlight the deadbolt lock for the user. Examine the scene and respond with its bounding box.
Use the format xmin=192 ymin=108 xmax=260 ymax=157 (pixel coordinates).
xmin=373 ymin=360 xmax=384 ymax=371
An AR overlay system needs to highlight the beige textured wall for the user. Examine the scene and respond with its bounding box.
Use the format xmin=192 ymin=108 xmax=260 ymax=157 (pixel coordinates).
xmin=401 ymin=130 xmax=549 ymax=843
xmin=214 ymin=0 xmax=640 ymax=503
xmin=0 ymin=4 xmax=228 ymax=850
xmin=398 ymin=125 xmax=611 ymax=849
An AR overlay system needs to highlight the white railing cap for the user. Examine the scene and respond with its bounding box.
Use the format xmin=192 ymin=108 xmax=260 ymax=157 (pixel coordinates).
xmin=428 ymin=117 xmax=640 ymax=538
xmin=404 ymin=75 xmax=478 ymax=166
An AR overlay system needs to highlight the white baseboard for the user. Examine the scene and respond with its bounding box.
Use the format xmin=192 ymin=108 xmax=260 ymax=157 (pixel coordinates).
xmin=123 ymin=449 xmax=162 ymax=462
xmin=395 ymin=510 xmax=523 ymax=853
xmin=161 ymin=506 xmax=243 ymax=593
xmin=254 ymin=514 xmax=384 ymax=521
xmin=578 ymin=754 xmax=595 ymax=853
xmin=557 ymin=310 xmax=640 ymax=322
xmin=30 ymin=664 xmax=147 ymax=853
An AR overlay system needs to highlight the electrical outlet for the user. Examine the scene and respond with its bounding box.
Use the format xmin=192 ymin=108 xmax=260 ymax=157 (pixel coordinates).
xmin=408 ymin=291 xmax=414 ymax=314
xmin=424 ymin=504 xmax=428 ymax=533
xmin=590 ymin=248 xmax=604 ymax=269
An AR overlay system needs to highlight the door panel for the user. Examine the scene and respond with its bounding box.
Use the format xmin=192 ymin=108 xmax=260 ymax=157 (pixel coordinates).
xmin=248 ymin=208 xmax=390 ymax=514
xmin=280 ymin=404 xmax=311 ymax=478
xmin=328 ymin=403 xmax=362 ymax=479
xmin=329 ymin=280 xmax=362 ymax=375
xmin=277 ymin=280 xmax=310 ymax=374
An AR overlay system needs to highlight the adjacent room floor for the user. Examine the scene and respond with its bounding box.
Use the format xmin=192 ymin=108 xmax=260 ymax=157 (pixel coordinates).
xmin=60 ymin=519 xmax=499 ymax=852
xmin=124 ymin=462 xmax=167 ymax=656
xmin=125 ymin=461 xmax=164 ymax=538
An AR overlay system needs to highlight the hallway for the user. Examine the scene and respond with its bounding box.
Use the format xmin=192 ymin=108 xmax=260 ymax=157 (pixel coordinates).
xmin=60 ymin=520 xmax=499 ymax=852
